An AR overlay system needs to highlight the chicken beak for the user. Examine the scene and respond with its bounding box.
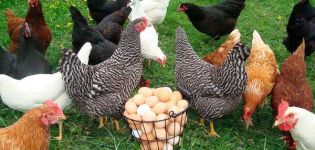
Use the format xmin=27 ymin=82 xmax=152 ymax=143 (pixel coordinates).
xmin=273 ymin=120 xmax=281 ymax=128
xmin=59 ymin=115 xmax=67 ymax=120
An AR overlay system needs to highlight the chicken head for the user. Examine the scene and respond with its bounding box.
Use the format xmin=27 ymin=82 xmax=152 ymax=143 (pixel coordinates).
xmin=273 ymin=101 xmax=298 ymax=131
xmin=135 ymin=17 xmax=148 ymax=32
xmin=41 ymin=100 xmax=66 ymax=126
xmin=28 ymin=0 xmax=39 ymax=7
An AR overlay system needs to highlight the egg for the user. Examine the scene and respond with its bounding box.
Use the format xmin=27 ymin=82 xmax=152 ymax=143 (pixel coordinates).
xmin=175 ymin=112 xmax=188 ymax=126
xmin=163 ymin=143 xmax=173 ymax=150
xmin=142 ymin=111 xmax=157 ymax=122
xmin=145 ymin=96 xmax=159 ymax=107
xmin=149 ymin=141 xmax=164 ymax=150
xmin=138 ymin=87 xmax=153 ymax=97
xmin=167 ymin=136 xmax=180 ymax=145
xmin=128 ymin=114 xmax=142 ymax=125
xmin=141 ymin=123 xmax=153 ymax=133
xmin=169 ymin=94 xmax=179 ymax=104
xmin=140 ymin=143 xmax=150 ymax=150
xmin=137 ymin=104 xmax=151 ymax=116
xmin=154 ymin=114 xmax=170 ymax=128
xmin=140 ymin=132 xmax=155 ymax=141
xmin=130 ymin=123 xmax=141 ymax=129
xmin=154 ymin=128 xmax=168 ymax=140
xmin=152 ymin=102 xmax=168 ymax=114
xmin=167 ymin=122 xmax=181 ymax=136
xmin=133 ymin=94 xmax=145 ymax=105
xmin=177 ymin=100 xmax=189 ymax=111
xmin=166 ymin=101 xmax=176 ymax=108
xmin=157 ymin=89 xmax=171 ymax=102
xmin=123 ymin=111 xmax=129 ymax=118
xmin=160 ymin=87 xmax=172 ymax=94
xmin=125 ymin=100 xmax=137 ymax=114
xmin=172 ymin=91 xmax=182 ymax=101
xmin=132 ymin=129 xmax=142 ymax=138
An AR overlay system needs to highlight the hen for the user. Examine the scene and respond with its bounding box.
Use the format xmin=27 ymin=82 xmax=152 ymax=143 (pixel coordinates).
xmin=271 ymin=41 xmax=313 ymax=149
xmin=203 ymin=29 xmax=241 ymax=66
xmin=283 ymin=0 xmax=315 ymax=56
xmin=5 ymin=22 xmax=52 ymax=79
xmin=0 ymin=42 xmax=92 ymax=140
xmin=274 ymin=101 xmax=315 ymax=150
xmin=60 ymin=18 xmax=148 ymax=130
xmin=175 ymin=27 xmax=250 ymax=137
xmin=129 ymin=0 xmax=166 ymax=66
xmin=0 ymin=100 xmax=65 ymax=150
xmin=0 ymin=46 xmax=15 ymax=74
xmin=70 ymin=6 xmax=117 ymax=65
xmin=5 ymin=0 xmax=52 ymax=54
xmin=87 ymin=0 xmax=130 ymax=23
xmin=96 ymin=7 xmax=132 ymax=45
xmin=178 ymin=0 xmax=245 ymax=40
xmin=242 ymin=30 xmax=279 ymax=128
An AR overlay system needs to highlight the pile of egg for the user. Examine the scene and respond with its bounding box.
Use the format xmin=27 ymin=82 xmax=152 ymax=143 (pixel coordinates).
xmin=124 ymin=87 xmax=189 ymax=150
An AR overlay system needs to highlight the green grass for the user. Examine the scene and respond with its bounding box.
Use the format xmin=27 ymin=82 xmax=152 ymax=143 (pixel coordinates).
xmin=0 ymin=0 xmax=315 ymax=149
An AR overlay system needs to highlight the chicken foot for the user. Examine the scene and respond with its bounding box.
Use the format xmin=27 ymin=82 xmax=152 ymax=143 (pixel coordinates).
xmin=98 ymin=116 xmax=107 ymax=128
xmin=54 ymin=119 xmax=65 ymax=141
xmin=199 ymin=118 xmax=205 ymax=127
xmin=114 ymin=119 xmax=120 ymax=130
xmin=209 ymin=120 xmax=220 ymax=137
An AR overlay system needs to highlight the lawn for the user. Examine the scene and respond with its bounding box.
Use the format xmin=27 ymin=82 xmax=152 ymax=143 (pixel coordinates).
xmin=0 ymin=0 xmax=314 ymax=149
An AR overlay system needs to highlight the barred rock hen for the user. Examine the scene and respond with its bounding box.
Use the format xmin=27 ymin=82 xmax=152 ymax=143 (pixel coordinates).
xmin=271 ymin=41 xmax=313 ymax=149
xmin=5 ymin=0 xmax=52 ymax=54
xmin=70 ymin=6 xmax=117 ymax=65
xmin=283 ymin=0 xmax=315 ymax=56
xmin=87 ymin=0 xmax=130 ymax=23
xmin=96 ymin=7 xmax=132 ymax=45
xmin=175 ymin=27 xmax=250 ymax=137
xmin=178 ymin=0 xmax=245 ymax=40
xmin=5 ymin=22 xmax=52 ymax=79
xmin=60 ymin=17 xmax=148 ymax=130
xmin=0 ymin=46 xmax=15 ymax=74
xmin=0 ymin=100 xmax=65 ymax=150
xmin=242 ymin=30 xmax=279 ymax=128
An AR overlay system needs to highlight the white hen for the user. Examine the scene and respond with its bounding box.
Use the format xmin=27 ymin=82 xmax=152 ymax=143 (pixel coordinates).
xmin=140 ymin=0 xmax=170 ymax=26
xmin=0 ymin=42 xmax=92 ymax=140
xmin=129 ymin=0 xmax=166 ymax=66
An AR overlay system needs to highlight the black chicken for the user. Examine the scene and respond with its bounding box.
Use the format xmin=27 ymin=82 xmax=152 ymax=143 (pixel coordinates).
xmin=283 ymin=0 xmax=315 ymax=57
xmin=178 ymin=0 xmax=245 ymax=40
xmin=0 ymin=46 xmax=15 ymax=74
xmin=96 ymin=7 xmax=132 ymax=45
xmin=69 ymin=6 xmax=117 ymax=65
xmin=87 ymin=0 xmax=130 ymax=23
xmin=5 ymin=22 xmax=52 ymax=79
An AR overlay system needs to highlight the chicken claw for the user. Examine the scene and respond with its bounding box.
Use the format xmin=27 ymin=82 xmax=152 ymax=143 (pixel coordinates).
xmin=209 ymin=120 xmax=220 ymax=138
xmin=98 ymin=116 xmax=107 ymax=128
xmin=114 ymin=119 xmax=121 ymax=131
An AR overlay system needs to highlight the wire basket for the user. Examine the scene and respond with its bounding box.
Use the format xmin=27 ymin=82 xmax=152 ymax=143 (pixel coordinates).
xmin=124 ymin=106 xmax=189 ymax=150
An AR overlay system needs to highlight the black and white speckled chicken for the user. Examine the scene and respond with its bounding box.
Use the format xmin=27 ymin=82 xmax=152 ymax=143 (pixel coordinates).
xmin=60 ymin=17 xmax=148 ymax=130
xmin=175 ymin=27 xmax=250 ymax=137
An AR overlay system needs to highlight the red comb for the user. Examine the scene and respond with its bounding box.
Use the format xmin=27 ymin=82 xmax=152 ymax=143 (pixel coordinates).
xmin=44 ymin=100 xmax=62 ymax=113
xmin=277 ymin=101 xmax=289 ymax=118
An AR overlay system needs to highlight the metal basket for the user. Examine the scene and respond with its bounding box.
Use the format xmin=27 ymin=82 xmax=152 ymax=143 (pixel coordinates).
xmin=124 ymin=107 xmax=189 ymax=150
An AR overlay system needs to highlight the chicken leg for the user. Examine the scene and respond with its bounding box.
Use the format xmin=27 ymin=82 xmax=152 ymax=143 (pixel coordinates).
xmin=199 ymin=118 xmax=205 ymax=127
xmin=209 ymin=120 xmax=220 ymax=137
xmin=114 ymin=119 xmax=120 ymax=130
xmin=98 ymin=116 xmax=107 ymax=128
xmin=54 ymin=119 xmax=65 ymax=141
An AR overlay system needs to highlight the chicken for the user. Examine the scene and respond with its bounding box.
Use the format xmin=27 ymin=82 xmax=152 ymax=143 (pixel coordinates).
xmin=5 ymin=0 xmax=52 ymax=54
xmin=0 ymin=46 xmax=15 ymax=74
xmin=70 ymin=6 xmax=117 ymax=65
xmin=129 ymin=0 xmax=166 ymax=66
xmin=178 ymin=0 xmax=245 ymax=40
xmin=96 ymin=7 xmax=132 ymax=45
xmin=175 ymin=27 xmax=250 ymax=137
xmin=60 ymin=17 xmax=148 ymax=130
xmin=129 ymin=0 xmax=170 ymax=26
xmin=87 ymin=0 xmax=130 ymax=23
xmin=203 ymin=29 xmax=241 ymax=66
xmin=0 ymin=100 xmax=65 ymax=150
xmin=271 ymin=41 xmax=313 ymax=149
xmin=273 ymin=101 xmax=315 ymax=150
xmin=283 ymin=0 xmax=315 ymax=56
xmin=5 ymin=22 xmax=52 ymax=79
xmin=0 ymin=42 xmax=92 ymax=141
xmin=242 ymin=30 xmax=279 ymax=128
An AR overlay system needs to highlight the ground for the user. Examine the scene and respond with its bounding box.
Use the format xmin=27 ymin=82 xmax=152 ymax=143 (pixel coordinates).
xmin=0 ymin=0 xmax=314 ymax=149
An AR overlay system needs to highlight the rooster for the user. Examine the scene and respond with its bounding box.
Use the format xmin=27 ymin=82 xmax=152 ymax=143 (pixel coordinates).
xmin=5 ymin=0 xmax=52 ymax=54
xmin=0 ymin=100 xmax=65 ymax=150
xmin=274 ymin=101 xmax=315 ymax=150
xmin=271 ymin=41 xmax=313 ymax=149
xmin=242 ymin=30 xmax=279 ymax=128
xmin=178 ymin=0 xmax=245 ymax=40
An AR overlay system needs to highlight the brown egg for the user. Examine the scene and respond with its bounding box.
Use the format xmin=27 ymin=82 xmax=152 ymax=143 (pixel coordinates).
xmin=169 ymin=94 xmax=179 ymax=104
xmin=123 ymin=111 xmax=130 ymax=118
xmin=138 ymin=87 xmax=153 ymax=97
xmin=152 ymin=102 xmax=168 ymax=114
xmin=154 ymin=114 xmax=170 ymax=128
xmin=154 ymin=128 xmax=168 ymax=140
xmin=133 ymin=94 xmax=146 ymax=105
xmin=149 ymin=141 xmax=164 ymax=150
xmin=128 ymin=113 xmax=142 ymax=125
xmin=177 ymin=100 xmax=189 ymax=111
xmin=157 ymin=89 xmax=171 ymax=102
xmin=172 ymin=91 xmax=182 ymax=101
xmin=175 ymin=112 xmax=188 ymax=126
xmin=145 ymin=96 xmax=159 ymax=107
xmin=152 ymin=88 xmax=159 ymax=96
xmin=125 ymin=100 xmax=137 ymax=114
xmin=140 ymin=132 xmax=155 ymax=141
xmin=142 ymin=111 xmax=157 ymax=122
xmin=166 ymin=101 xmax=176 ymax=108
xmin=140 ymin=143 xmax=150 ymax=150
xmin=141 ymin=123 xmax=154 ymax=133
xmin=167 ymin=122 xmax=181 ymax=136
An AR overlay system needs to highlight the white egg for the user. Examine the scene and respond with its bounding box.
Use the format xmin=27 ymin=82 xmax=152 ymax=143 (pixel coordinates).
xmin=163 ymin=143 xmax=173 ymax=150
xmin=137 ymin=104 xmax=151 ymax=116
xmin=167 ymin=136 xmax=180 ymax=145
xmin=132 ymin=129 xmax=142 ymax=138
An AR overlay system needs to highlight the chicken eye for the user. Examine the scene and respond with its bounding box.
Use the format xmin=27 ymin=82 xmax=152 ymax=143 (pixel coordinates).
xmin=288 ymin=114 xmax=293 ymax=118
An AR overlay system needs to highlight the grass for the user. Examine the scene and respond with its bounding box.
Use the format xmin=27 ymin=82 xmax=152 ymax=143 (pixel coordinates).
xmin=0 ymin=0 xmax=315 ymax=149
